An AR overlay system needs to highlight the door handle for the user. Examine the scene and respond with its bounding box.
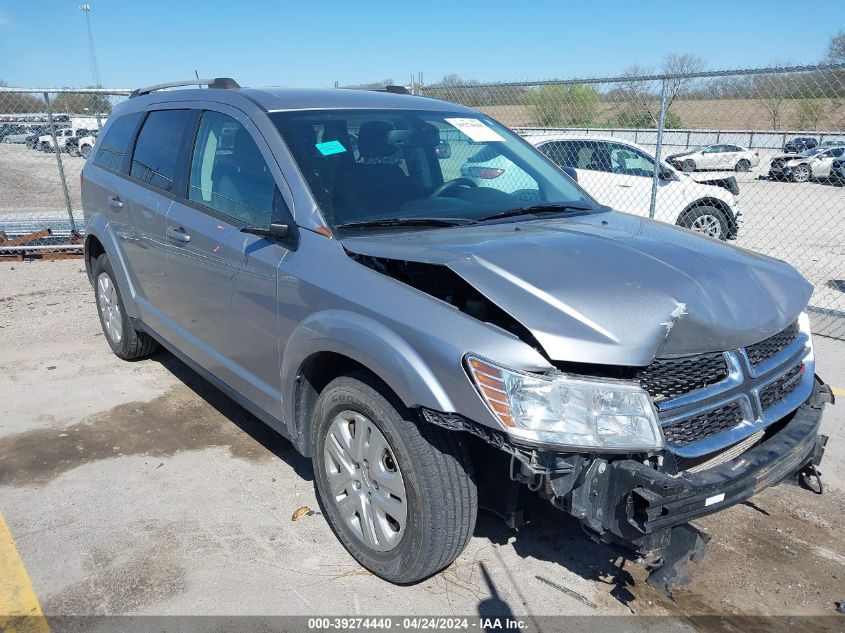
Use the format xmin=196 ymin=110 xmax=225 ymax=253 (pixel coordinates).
xmin=616 ymin=184 xmax=633 ymax=188
xmin=107 ymin=196 xmax=123 ymax=209
xmin=166 ymin=226 xmax=191 ymax=243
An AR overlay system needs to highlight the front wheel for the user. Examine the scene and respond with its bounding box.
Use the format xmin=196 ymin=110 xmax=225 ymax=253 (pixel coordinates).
xmin=735 ymin=159 xmax=751 ymax=172
xmin=791 ymin=164 xmax=812 ymax=183
xmin=678 ymin=205 xmax=730 ymax=240
xmin=312 ymin=373 xmax=477 ymax=584
xmin=80 ymin=144 xmax=92 ymax=159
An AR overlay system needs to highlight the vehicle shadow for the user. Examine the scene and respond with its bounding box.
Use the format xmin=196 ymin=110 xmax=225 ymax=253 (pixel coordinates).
xmin=474 ymin=494 xmax=638 ymax=610
xmin=148 ymin=349 xmax=314 ymax=481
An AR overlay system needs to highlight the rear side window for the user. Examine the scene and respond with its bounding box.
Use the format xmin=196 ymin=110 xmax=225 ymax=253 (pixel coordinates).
xmin=130 ymin=110 xmax=194 ymax=192
xmin=93 ymin=112 xmax=142 ymax=171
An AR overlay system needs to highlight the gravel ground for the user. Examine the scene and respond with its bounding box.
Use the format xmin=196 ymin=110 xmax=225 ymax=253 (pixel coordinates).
xmin=1 ymin=259 xmax=844 ymax=627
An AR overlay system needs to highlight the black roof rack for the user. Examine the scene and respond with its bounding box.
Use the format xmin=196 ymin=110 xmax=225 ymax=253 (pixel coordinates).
xmin=338 ymin=85 xmax=411 ymax=95
xmin=130 ymin=77 xmax=240 ymax=98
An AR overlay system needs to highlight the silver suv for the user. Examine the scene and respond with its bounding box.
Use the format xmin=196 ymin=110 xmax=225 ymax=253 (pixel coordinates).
xmin=81 ymin=78 xmax=832 ymax=591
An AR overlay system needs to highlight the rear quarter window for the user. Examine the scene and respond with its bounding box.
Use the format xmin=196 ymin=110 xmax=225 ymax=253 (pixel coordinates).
xmin=130 ymin=110 xmax=195 ymax=193
xmin=93 ymin=112 xmax=143 ymax=172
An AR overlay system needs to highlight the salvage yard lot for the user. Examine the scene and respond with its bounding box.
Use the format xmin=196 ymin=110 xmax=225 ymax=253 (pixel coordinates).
xmin=1 ymin=260 xmax=844 ymax=623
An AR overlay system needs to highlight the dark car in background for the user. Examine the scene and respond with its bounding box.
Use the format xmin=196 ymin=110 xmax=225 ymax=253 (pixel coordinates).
xmin=783 ymin=137 xmax=818 ymax=153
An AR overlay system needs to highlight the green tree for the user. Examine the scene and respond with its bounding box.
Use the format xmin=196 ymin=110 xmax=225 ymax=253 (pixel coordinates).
xmin=792 ymin=99 xmax=827 ymax=130
xmin=0 ymin=79 xmax=46 ymax=113
xmin=520 ymin=84 xmax=601 ymax=127
xmin=48 ymin=90 xmax=113 ymax=115
xmin=825 ymin=31 xmax=845 ymax=64
xmin=615 ymin=110 xmax=682 ymax=129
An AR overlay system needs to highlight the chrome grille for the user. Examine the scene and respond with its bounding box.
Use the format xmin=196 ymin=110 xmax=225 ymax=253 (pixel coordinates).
xmin=745 ymin=321 xmax=800 ymax=366
xmin=654 ymin=316 xmax=812 ymax=459
xmin=638 ymin=353 xmax=728 ymax=402
xmin=760 ymin=365 xmax=803 ymax=410
xmin=662 ymin=402 xmax=744 ymax=447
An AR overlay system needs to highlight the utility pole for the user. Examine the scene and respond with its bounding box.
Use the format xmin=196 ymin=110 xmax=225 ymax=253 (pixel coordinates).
xmin=80 ymin=4 xmax=102 ymax=87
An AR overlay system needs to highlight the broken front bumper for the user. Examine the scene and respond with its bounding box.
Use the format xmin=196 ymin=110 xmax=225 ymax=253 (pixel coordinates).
xmin=573 ymin=380 xmax=830 ymax=552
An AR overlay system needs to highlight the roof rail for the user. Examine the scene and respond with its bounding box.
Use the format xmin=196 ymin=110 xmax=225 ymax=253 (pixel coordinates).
xmin=129 ymin=77 xmax=240 ymax=98
xmin=338 ymin=85 xmax=411 ymax=95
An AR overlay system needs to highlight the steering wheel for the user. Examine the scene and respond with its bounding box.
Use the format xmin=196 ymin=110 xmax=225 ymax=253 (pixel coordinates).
xmin=429 ymin=177 xmax=477 ymax=198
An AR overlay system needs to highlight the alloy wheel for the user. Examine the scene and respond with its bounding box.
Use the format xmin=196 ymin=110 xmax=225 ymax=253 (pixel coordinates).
xmin=96 ymin=272 xmax=123 ymax=344
xmin=689 ymin=214 xmax=723 ymax=238
xmin=792 ymin=164 xmax=811 ymax=183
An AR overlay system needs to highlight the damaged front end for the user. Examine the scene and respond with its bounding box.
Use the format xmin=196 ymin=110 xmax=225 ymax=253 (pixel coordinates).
xmin=341 ymin=218 xmax=828 ymax=592
xmin=424 ymin=313 xmax=832 ymax=594
xmin=424 ymin=377 xmax=832 ymax=594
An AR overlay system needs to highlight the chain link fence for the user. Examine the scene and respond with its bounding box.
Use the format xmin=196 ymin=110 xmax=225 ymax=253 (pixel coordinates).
xmin=1 ymin=67 xmax=844 ymax=338
xmin=0 ymin=88 xmax=129 ymax=257
xmin=422 ymin=64 xmax=845 ymax=339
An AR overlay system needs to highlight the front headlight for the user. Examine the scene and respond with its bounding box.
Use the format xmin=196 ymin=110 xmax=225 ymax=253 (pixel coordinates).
xmin=466 ymin=355 xmax=664 ymax=450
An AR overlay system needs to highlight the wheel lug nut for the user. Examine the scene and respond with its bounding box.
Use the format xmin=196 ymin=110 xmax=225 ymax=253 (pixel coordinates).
xmin=353 ymin=480 xmax=361 ymax=489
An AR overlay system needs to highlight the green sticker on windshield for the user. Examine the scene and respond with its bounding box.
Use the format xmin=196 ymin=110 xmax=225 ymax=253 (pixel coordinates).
xmin=315 ymin=140 xmax=346 ymax=156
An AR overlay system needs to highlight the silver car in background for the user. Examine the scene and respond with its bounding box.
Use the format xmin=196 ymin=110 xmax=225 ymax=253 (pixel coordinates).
xmin=666 ymin=144 xmax=761 ymax=172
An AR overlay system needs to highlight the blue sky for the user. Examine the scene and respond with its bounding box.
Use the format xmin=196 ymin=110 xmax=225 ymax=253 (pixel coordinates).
xmin=1 ymin=1 xmax=842 ymax=89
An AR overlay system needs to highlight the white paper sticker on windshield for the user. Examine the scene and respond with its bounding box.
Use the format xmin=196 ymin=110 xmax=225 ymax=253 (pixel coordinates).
xmin=445 ymin=117 xmax=504 ymax=142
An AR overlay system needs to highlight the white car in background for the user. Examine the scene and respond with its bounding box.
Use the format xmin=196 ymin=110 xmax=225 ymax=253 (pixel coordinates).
xmin=768 ymin=146 xmax=845 ymax=182
xmin=461 ymin=134 xmax=741 ymax=240
xmin=37 ymin=127 xmax=74 ymax=152
xmin=665 ymin=144 xmax=761 ymax=172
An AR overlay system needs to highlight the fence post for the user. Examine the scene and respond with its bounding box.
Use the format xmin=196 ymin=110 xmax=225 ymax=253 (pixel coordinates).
xmin=648 ymin=79 xmax=669 ymax=220
xmin=44 ymin=92 xmax=76 ymax=233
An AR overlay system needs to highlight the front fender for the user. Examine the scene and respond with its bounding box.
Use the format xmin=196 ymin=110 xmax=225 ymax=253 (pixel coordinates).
xmin=280 ymin=309 xmax=457 ymax=439
xmin=84 ymin=213 xmax=141 ymax=319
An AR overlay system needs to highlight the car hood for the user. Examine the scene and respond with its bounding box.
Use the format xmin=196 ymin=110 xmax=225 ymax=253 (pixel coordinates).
xmin=666 ymin=151 xmax=698 ymax=160
xmin=341 ymin=212 xmax=811 ymax=367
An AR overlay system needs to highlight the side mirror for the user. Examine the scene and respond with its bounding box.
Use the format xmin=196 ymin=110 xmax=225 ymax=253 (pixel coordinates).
xmin=659 ymin=168 xmax=676 ymax=181
xmin=241 ymin=222 xmax=291 ymax=240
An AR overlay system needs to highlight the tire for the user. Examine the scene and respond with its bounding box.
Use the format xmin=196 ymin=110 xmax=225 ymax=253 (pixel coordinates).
xmin=311 ymin=372 xmax=477 ymax=584
xmin=735 ymin=159 xmax=751 ymax=172
xmin=677 ymin=205 xmax=730 ymax=240
xmin=791 ymin=163 xmax=812 ymax=183
xmin=80 ymin=144 xmax=92 ymax=159
xmin=67 ymin=145 xmax=80 ymax=157
xmin=681 ymin=159 xmax=696 ymax=173
xmin=92 ymin=253 xmax=158 ymax=360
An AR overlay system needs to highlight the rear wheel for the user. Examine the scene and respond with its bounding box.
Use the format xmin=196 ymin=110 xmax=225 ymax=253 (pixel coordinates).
xmin=92 ymin=254 xmax=158 ymax=360
xmin=735 ymin=159 xmax=751 ymax=172
xmin=312 ymin=373 xmax=477 ymax=584
xmin=791 ymin=163 xmax=812 ymax=183
xmin=80 ymin=144 xmax=92 ymax=159
xmin=678 ymin=205 xmax=729 ymax=240
xmin=682 ymin=159 xmax=696 ymax=173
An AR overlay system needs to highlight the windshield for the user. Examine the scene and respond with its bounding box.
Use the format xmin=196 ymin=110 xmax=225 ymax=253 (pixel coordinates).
xmin=271 ymin=109 xmax=597 ymax=234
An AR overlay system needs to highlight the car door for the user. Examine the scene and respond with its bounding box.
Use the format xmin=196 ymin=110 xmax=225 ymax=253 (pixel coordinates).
xmin=162 ymin=107 xmax=294 ymax=417
xmin=813 ymin=148 xmax=843 ymax=177
xmin=605 ymin=142 xmax=656 ymax=216
xmin=119 ymin=108 xmax=198 ymax=335
xmin=714 ymin=145 xmax=735 ymax=169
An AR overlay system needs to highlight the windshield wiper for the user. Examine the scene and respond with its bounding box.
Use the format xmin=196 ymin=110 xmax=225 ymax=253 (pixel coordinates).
xmin=335 ymin=217 xmax=468 ymax=230
xmin=472 ymin=203 xmax=595 ymax=224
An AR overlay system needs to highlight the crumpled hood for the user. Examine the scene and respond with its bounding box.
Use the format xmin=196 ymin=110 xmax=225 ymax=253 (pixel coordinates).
xmin=342 ymin=212 xmax=812 ymax=366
